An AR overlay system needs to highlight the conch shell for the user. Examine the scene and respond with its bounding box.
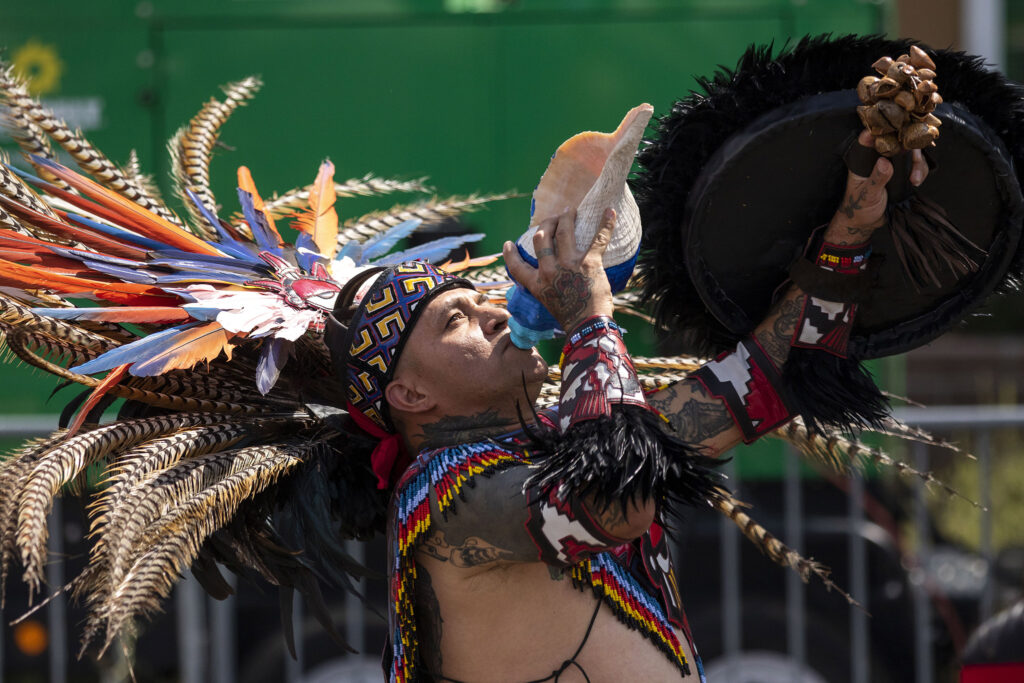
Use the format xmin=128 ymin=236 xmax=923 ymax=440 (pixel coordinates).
xmin=520 ymin=103 xmax=653 ymax=267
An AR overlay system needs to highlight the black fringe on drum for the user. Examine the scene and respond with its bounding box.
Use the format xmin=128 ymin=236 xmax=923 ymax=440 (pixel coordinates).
xmin=780 ymin=348 xmax=889 ymax=434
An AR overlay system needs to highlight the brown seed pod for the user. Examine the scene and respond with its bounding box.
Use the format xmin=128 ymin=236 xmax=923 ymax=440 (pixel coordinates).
xmin=877 ymin=99 xmax=908 ymax=130
xmin=916 ymin=68 xmax=936 ymax=81
xmin=856 ymin=105 xmax=873 ymax=130
xmin=914 ymin=112 xmax=942 ymax=127
xmin=896 ymin=54 xmax=911 ymax=64
xmin=917 ymin=92 xmax=942 ymax=115
xmin=901 ymin=121 xmax=940 ymax=149
xmin=894 ymin=90 xmax=917 ymax=111
xmin=858 ymin=76 xmax=880 ymax=103
xmin=872 ymin=56 xmax=894 ymax=75
xmin=917 ymin=79 xmax=938 ymax=96
xmin=909 ymin=45 xmax=936 ymax=70
xmin=866 ymin=105 xmax=898 ymax=135
xmin=875 ymin=133 xmax=901 ymax=157
xmin=872 ymin=77 xmax=901 ymax=99
xmin=887 ymin=62 xmax=913 ymax=85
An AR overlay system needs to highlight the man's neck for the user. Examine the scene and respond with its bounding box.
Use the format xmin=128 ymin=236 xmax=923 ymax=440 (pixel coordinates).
xmin=408 ymin=408 xmax=524 ymax=452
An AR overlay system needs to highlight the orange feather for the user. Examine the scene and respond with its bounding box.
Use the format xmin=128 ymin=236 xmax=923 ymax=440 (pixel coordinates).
xmin=66 ymin=364 xmax=130 ymax=437
xmin=292 ymin=160 xmax=338 ymax=259
xmin=0 ymin=196 xmax=148 ymax=260
xmin=440 ymin=250 xmax=500 ymax=272
xmin=36 ymin=159 xmax=226 ymax=257
xmin=46 ymin=307 xmax=192 ymax=324
xmin=237 ymin=166 xmax=284 ymax=246
xmin=130 ymin=321 xmax=236 ymax=376
xmin=0 ymin=257 xmax=178 ymax=304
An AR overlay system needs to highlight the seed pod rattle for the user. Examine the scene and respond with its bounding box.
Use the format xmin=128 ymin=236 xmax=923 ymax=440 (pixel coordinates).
xmin=856 ymin=45 xmax=942 ymax=156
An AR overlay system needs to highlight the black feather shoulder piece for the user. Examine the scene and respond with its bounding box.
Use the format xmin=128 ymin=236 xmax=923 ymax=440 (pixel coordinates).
xmin=522 ymin=405 xmax=725 ymax=512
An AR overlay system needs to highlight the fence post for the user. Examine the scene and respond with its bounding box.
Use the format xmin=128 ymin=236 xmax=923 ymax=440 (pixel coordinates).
xmin=176 ymin=574 xmax=206 ymax=683
xmin=210 ymin=573 xmax=237 ymax=683
xmin=47 ymin=497 xmax=67 ymax=683
xmin=912 ymin=441 xmax=933 ymax=683
xmin=849 ymin=470 xmax=869 ymax=683
xmin=978 ymin=429 xmax=994 ymax=621
xmin=720 ymin=456 xmax=741 ymax=662
xmin=784 ymin=449 xmax=806 ymax=677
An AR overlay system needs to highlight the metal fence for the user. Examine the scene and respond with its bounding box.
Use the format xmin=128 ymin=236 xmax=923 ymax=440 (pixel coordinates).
xmin=1 ymin=406 xmax=1020 ymax=682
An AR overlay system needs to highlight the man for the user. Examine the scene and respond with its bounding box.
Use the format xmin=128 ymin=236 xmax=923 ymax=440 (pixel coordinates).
xmin=329 ymin=133 xmax=927 ymax=682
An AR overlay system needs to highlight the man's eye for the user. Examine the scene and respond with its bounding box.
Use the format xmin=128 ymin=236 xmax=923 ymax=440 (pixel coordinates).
xmin=446 ymin=312 xmax=463 ymax=328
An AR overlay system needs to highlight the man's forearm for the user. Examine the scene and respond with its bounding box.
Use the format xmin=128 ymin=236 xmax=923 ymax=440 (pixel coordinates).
xmin=647 ymin=286 xmax=806 ymax=456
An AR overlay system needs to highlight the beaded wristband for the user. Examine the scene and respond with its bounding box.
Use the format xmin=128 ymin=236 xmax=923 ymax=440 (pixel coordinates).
xmin=561 ymin=316 xmax=623 ymax=362
xmin=557 ymin=315 xmax=647 ymax=431
xmin=815 ymin=241 xmax=872 ymax=274
xmin=789 ymin=231 xmax=873 ymax=357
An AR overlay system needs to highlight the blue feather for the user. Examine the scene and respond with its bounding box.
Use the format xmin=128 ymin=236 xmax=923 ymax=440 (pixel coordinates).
xmin=45 ymin=245 xmax=143 ymax=268
xmin=359 ymin=218 xmax=422 ymax=262
xmin=76 ymin=261 xmax=159 ymax=284
xmin=71 ymin=323 xmax=201 ymax=375
xmin=180 ymin=305 xmax=225 ymax=321
xmin=147 ymin=257 xmax=265 ymax=279
xmin=373 ymin=233 xmax=485 ymax=266
xmin=64 ymin=213 xmax=171 ymax=251
xmin=31 ymin=307 xmax=107 ymax=320
xmin=184 ymin=190 xmax=264 ymax=264
xmin=237 ymin=188 xmax=282 ymax=255
xmin=335 ymin=239 xmax=362 ymax=263
xmin=147 ymin=250 xmax=274 ymax=274
xmin=256 ymin=337 xmax=292 ymax=395
xmin=153 ymin=271 xmax=254 ymax=285
xmin=294 ymin=234 xmax=320 ymax=272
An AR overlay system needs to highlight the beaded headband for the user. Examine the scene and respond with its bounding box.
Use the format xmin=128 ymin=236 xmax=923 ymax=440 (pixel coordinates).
xmin=327 ymin=261 xmax=471 ymax=431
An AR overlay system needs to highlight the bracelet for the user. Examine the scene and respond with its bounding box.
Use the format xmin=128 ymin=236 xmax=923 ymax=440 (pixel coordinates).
xmin=560 ymin=316 xmax=622 ymax=365
xmin=815 ymin=241 xmax=872 ymax=274
xmin=558 ymin=315 xmax=646 ymax=430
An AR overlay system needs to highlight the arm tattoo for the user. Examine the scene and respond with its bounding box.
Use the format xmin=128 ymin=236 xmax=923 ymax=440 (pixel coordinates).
xmin=419 ymin=529 xmax=516 ymax=568
xmin=539 ymin=266 xmax=592 ymax=330
xmin=415 ymin=566 xmax=444 ymax=673
xmin=755 ymin=296 xmax=802 ymax=368
xmin=416 ymin=409 xmax=515 ymax=450
xmin=648 ymin=380 xmax=734 ymax=443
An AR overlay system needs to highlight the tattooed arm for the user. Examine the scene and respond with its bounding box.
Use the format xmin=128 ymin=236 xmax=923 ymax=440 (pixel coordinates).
xmin=647 ymin=287 xmax=805 ymax=457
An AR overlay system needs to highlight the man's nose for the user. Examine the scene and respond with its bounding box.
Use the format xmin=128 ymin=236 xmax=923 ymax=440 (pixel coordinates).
xmin=482 ymin=306 xmax=510 ymax=334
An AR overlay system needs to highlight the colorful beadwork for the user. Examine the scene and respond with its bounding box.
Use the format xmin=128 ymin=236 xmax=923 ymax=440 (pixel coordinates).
xmin=814 ymin=240 xmax=871 ymax=274
xmin=387 ymin=442 xmax=522 ymax=683
xmin=386 ymin=440 xmax=692 ymax=682
xmin=573 ymin=553 xmax=691 ymax=677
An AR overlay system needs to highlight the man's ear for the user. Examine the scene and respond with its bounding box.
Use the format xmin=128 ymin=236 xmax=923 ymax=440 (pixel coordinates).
xmin=385 ymin=376 xmax=435 ymax=415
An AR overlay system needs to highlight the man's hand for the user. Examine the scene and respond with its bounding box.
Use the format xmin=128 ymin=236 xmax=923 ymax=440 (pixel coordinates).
xmin=503 ymin=208 xmax=617 ymax=333
xmin=824 ymin=130 xmax=930 ymax=245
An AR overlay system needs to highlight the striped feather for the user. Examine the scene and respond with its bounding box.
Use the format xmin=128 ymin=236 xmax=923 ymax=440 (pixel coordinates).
xmin=14 ymin=413 xmax=230 ymax=593
xmin=99 ymin=442 xmax=309 ymax=651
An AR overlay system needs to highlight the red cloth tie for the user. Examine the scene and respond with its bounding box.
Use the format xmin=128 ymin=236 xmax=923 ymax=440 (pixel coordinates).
xmin=346 ymin=402 xmax=408 ymax=490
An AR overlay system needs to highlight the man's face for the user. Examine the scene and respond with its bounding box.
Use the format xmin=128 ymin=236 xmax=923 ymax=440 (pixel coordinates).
xmin=390 ymin=287 xmax=548 ymax=419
